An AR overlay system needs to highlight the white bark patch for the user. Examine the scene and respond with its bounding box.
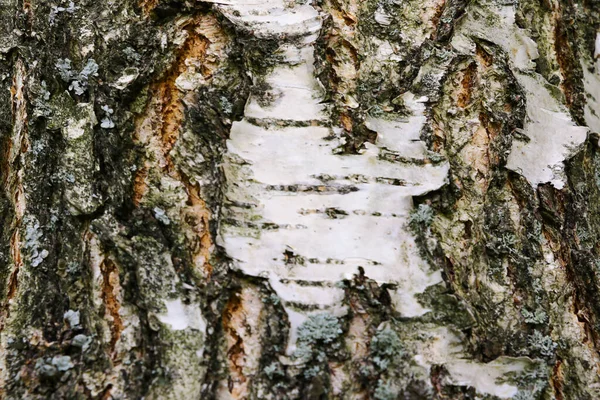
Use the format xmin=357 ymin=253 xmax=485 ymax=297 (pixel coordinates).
xmin=215 ymin=1 xmax=322 ymax=39
xmin=452 ymin=1 xmax=588 ymax=189
xmin=412 ymin=327 xmax=533 ymax=399
xmin=506 ymin=74 xmax=588 ymax=189
xmin=582 ymin=34 xmax=600 ymax=135
xmin=445 ymin=359 xmax=525 ymax=398
xmin=374 ymin=8 xmax=392 ymax=26
xmin=218 ymin=0 xmax=449 ymax=352
xmin=175 ymin=72 xmax=207 ymax=91
xmin=244 ymin=52 xmax=326 ymax=121
xmin=157 ymin=299 xmax=207 ymax=332
xmin=365 ymin=93 xmax=429 ymax=158
xmin=111 ymin=68 xmax=139 ymax=90
xmin=64 ymin=114 xmax=90 ymax=140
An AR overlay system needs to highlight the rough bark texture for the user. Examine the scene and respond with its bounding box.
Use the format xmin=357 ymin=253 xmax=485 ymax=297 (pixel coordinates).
xmin=0 ymin=0 xmax=600 ymax=399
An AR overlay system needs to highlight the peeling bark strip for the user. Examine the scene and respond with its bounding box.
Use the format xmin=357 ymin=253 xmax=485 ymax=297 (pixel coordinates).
xmin=133 ymin=13 xmax=227 ymax=280
xmin=1 ymin=58 xmax=28 ymax=328
xmin=219 ymin=285 xmax=264 ymax=399
xmin=1 ymin=0 xmax=600 ymax=398
xmin=99 ymin=257 xmax=124 ymax=352
xmin=219 ymin=0 xmax=450 ymax=348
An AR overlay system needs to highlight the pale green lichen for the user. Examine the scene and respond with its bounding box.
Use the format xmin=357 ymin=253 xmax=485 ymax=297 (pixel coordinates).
xmin=32 ymin=80 xmax=52 ymax=119
xmin=409 ymin=204 xmax=434 ymax=229
xmin=296 ymin=313 xmax=343 ymax=345
xmin=503 ymin=359 xmax=550 ymax=399
xmin=370 ymin=326 xmax=405 ymax=370
xmin=263 ymin=362 xmax=284 ymax=379
xmin=265 ymin=294 xmax=280 ymax=305
xmin=293 ymin=313 xmax=344 ymax=378
xmin=513 ymin=391 xmax=537 ymax=400
xmin=374 ymin=380 xmax=400 ymax=400
xmin=57 ymin=103 xmax=101 ymax=215
xmin=521 ymin=308 xmax=548 ymax=325
xmin=130 ymin=86 xmax=149 ymax=114
xmin=528 ymin=330 xmax=557 ymax=357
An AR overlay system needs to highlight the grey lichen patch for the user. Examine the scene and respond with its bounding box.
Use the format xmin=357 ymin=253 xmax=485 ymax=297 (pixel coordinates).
xmin=48 ymin=1 xmax=77 ymax=26
xmin=71 ymin=334 xmax=92 ymax=351
xmin=508 ymin=365 xmax=551 ymax=400
xmin=63 ymin=309 xmax=80 ymax=328
xmin=100 ymin=105 xmax=115 ymax=129
xmin=23 ymin=216 xmax=49 ymax=268
xmin=373 ymin=381 xmax=401 ymax=400
xmin=31 ymin=80 xmax=52 ymax=120
xmin=369 ymin=326 xmax=405 ymax=371
xmin=55 ymin=58 xmax=99 ymax=95
xmin=153 ymin=207 xmax=171 ymax=225
xmin=520 ymin=308 xmax=548 ymax=325
xmin=293 ymin=313 xmax=346 ymax=380
xmin=408 ymin=203 xmax=434 ymax=230
xmin=357 ymin=322 xmax=433 ymax=399
xmin=527 ymin=330 xmax=557 ymax=358
xmin=34 ymin=355 xmax=73 ymax=378
xmin=296 ymin=314 xmax=343 ymax=349
xmin=51 ymin=355 xmax=74 ymax=372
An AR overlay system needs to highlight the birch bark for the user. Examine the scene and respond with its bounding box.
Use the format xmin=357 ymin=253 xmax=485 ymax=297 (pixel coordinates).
xmin=0 ymin=0 xmax=599 ymax=399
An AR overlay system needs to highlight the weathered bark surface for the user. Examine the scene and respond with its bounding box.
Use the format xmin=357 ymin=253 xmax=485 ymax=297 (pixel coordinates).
xmin=1 ymin=0 xmax=600 ymax=398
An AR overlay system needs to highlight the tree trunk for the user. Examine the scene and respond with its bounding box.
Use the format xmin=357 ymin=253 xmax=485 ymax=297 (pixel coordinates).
xmin=0 ymin=0 xmax=599 ymax=398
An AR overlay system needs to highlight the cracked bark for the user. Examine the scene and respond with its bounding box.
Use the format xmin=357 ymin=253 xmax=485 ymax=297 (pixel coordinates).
xmin=0 ymin=0 xmax=600 ymax=399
